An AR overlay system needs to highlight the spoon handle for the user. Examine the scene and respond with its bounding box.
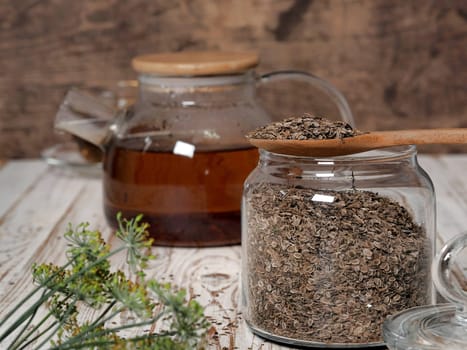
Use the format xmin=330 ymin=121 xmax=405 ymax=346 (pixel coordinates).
xmin=374 ymin=128 xmax=467 ymax=146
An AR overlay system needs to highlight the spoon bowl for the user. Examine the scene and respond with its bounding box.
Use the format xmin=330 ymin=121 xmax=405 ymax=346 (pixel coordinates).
xmin=247 ymin=128 xmax=467 ymax=157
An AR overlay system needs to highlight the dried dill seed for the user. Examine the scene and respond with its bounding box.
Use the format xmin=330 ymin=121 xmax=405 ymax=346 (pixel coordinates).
xmin=246 ymin=114 xmax=364 ymax=140
xmin=244 ymin=183 xmax=430 ymax=344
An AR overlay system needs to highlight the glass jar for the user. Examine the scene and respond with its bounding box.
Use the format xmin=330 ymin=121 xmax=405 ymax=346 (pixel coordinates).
xmin=56 ymin=51 xmax=354 ymax=247
xmin=242 ymin=145 xmax=436 ymax=347
xmin=383 ymin=232 xmax=467 ymax=350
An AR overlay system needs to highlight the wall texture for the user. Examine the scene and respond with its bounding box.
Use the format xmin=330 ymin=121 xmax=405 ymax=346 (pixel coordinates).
xmin=1 ymin=0 xmax=466 ymax=158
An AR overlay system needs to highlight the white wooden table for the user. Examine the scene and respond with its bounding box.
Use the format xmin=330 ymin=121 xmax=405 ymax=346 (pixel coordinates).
xmin=0 ymin=155 xmax=466 ymax=349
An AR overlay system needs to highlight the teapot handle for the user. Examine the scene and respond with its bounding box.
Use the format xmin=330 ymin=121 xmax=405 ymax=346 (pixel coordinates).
xmin=257 ymin=70 xmax=355 ymax=126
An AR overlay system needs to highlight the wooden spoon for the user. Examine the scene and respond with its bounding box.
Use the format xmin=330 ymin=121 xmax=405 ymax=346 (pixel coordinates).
xmin=247 ymin=128 xmax=467 ymax=157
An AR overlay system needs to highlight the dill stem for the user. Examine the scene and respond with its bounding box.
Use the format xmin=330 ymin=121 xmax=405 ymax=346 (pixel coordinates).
xmin=0 ymin=260 xmax=72 ymax=329
xmin=0 ymin=246 xmax=126 ymax=343
xmin=7 ymin=290 xmax=46 ymax=348
xmin=15 ymin=318 xmax=57 ymax=350
xmin=51 ymin=311 xmax=168 ymax=350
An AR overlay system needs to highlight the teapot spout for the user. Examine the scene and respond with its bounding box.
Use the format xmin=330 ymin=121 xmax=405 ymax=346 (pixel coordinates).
xmin=55 ymin=88 xmax=117 ymax=149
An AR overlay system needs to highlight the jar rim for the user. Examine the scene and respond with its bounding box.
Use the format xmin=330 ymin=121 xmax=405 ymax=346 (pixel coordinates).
xmin=259 ymin=145 xmax=417 ymax=163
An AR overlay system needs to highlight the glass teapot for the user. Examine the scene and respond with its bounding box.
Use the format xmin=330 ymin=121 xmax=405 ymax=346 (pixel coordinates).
xmin=55 ymin=51 xmax=354 ymax=247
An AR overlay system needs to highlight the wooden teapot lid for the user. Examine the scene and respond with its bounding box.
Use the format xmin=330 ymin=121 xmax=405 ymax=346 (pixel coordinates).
xmin=132 ymin=51 xmax=259 ymax=76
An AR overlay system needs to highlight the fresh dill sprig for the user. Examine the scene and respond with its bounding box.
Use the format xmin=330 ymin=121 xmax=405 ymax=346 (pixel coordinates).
xmin=0 ymin=215 xmax=209 ymax=350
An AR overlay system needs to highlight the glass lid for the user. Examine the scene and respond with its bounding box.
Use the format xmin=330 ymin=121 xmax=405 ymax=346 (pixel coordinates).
xmin=383 ymin=233 xmax=467 ymax=350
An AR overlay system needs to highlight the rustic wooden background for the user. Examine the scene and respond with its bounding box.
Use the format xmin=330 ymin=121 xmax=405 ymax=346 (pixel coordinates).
xmin=1 ymin=0 xmax=466 ymax=158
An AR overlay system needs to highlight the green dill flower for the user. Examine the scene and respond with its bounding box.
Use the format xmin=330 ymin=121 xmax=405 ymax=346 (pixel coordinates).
xmin=65 ymin=222 xmax=109 ymax=260
xmin=32 ymin=263 xmax=69 ymax=289
xmin=109 ymin=271 xmax=154 ymax=319
xmin=148 ymin=281 xmax=209 ymax=345
xmin=48 ymin=295 xmax=78 ymax=325
xmin=116 ymin=213 xmax=155 ymax=275
xmin=65 ymin=222 xmax=111 ymax=275
xmin=0 ymin=214 xmax=209 ymax=350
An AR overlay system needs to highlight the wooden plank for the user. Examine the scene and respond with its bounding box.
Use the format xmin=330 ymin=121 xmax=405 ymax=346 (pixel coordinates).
xmin=0 ymin=165 xmax=94 ymax=305
xmin=147 ymin=246 xmax=243 ymax=348
xmin=419 ymin=155 xmax=467 ymax=246
xmin=0 ymin=160 xmax=48 ymax=218
xmin=419 ymin=154 xmax=467 ymax=288
xmin=1 ymin=156 xmax=467 ymax=349
xmin=0 ymin=161 xmax=260 ymax=348
xmin=1 ymin=0 xmax=466 ymax=158
xmin=0 ymin=164 xmax=104 ymax=348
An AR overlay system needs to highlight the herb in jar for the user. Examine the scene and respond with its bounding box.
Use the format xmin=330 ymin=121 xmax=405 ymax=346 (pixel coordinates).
xmin=244 ymin=183 xmax=430 ymax=344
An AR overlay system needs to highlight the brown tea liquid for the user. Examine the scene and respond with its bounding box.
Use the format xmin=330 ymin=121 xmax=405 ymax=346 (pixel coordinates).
xmin=103 ymin=141 xmax=258 ymax=247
